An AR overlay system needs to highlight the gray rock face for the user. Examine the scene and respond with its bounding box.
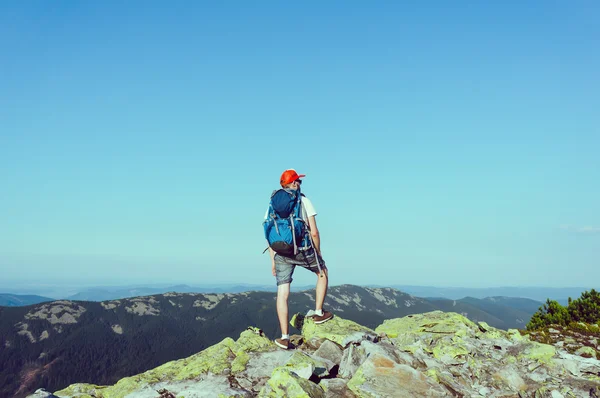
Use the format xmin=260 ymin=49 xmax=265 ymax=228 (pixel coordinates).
xmin=339 ymin=343 xmax=366 ymax=379
xmin=28 ymin=389 xmax=58 ymax=398
xmin=34 ymin=311 xmax=600 ymax=398
xmin=313 ymin=339 xmax=343 ymax=365
xmin=349 ymin=353 xmax=449 ymax=397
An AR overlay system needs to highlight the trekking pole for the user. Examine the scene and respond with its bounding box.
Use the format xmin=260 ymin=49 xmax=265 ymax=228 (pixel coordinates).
xmin=298 ymin=192 xmax=324 ymax=277
xmin=308 ymin=232 xmax=324 ymax=277
xmin=298 ymin=190 xmax=323 ymax=278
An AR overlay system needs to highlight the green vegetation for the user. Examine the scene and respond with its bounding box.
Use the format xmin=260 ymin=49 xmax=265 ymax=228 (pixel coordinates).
xmin=527 ymin=289 xmax=600 ymax=331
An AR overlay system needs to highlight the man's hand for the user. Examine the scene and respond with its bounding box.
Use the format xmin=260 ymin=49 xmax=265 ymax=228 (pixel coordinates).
xmin=271 ymin=263 xmax=276 ymax=276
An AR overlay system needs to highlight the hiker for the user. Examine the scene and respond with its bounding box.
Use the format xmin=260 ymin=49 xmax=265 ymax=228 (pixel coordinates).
xmin=263 ymin=169 xmax=333 ymax=349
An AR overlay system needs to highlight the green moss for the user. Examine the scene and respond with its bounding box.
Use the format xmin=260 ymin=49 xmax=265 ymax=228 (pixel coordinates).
xmin=477 ymin=321 xmax=505 ymax=339
xmin=232 ymin=350 xmax=250 ymax=373
xmin=575 ymin=346 xmax=597 ymax=358
xmin=234 ymin=328 xmax=274 ymax=353
xmin=375 ymin=311 xmax=479 ymax=346
xmin=59 ymin=337 xmax=237 ymax=398
xmin=294 ymin=314 xmax=374 ymax=346
xmin=284 ymin=351 xmax=332 ymax=378
xmin=507 ymin=329 xmax=526 ymax=342
xmin=347 ymin=366 xmax=370 ymax=397
xmin=519 ymin=341 xmax=556 ymax=364
xmin=54 ymin=383 xmax=106 ymax=397
xmin=431 ymin=338 xmax=470 ymax=361
xmin=260 ymin=367 xmax=325 ymax=398
xmin=425 ymin=368 xmax=440 ymax=382
xmin=56 ymin=326 xmax=279 ymax=398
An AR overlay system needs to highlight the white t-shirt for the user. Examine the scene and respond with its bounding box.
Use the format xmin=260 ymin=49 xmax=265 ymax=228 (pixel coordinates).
xmin=264 ymin=195 xmax=317 ymax=221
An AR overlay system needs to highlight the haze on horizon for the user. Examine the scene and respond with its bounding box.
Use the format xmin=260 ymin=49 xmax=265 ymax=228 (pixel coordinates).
xmin=1 ymin=2 xmax=598 ymax=289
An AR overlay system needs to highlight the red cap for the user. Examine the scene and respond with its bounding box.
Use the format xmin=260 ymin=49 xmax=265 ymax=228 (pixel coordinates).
xmin=280 ymin=169 xmax=306 ymax=186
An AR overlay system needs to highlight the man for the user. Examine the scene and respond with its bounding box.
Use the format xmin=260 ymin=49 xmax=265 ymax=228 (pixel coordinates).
xmin=266 ymin=169 xmax=333 ymax=349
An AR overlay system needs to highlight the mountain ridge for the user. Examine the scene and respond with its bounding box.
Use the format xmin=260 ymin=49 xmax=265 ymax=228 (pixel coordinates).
xmin=1 ymin=285 xmax=542 ymax=397
xmin=0 ymin=283 xmax=588 ymax=303
xmin=31 ymin=310 xmax=600 ymax=398
xmin=0 ymin=294 xmax=55 ymax=307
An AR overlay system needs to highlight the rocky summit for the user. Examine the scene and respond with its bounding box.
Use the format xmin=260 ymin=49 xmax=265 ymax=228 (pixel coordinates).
xmin=30 ymin=311 xmax=600 ymax=398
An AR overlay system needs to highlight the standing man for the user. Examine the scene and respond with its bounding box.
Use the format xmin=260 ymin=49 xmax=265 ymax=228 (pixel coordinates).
xmin=266 ymin=169 xmax=333 ymax=349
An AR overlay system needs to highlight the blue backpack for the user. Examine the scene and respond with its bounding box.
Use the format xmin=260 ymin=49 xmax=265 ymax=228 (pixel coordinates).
xmin=263 ymin=188 xmax=311 ymax=256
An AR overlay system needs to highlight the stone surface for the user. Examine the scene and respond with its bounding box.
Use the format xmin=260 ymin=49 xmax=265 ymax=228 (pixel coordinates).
xmin=258 ymin=367 xmax=325 ymax=398
xmin=313 ymin=339 xmax=343 ymax=365
xmin=575 ymin=346 xmax=597 ymax=358
xmin=41 ymin=311 xmax=600 ymax=398
xmin=320 ymin=378 xmax=356 ymax=398
xmin=28 ymin=389 xmax=59 ymax=398
xmin=291 ymin=313 xmax=376 ymax=346
xmin=348 ymin=353 xmax=448 ymax=397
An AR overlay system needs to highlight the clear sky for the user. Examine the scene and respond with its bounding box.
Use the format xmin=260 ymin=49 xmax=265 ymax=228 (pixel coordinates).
xmin=1 ymin=1 xmax=598 ymax=289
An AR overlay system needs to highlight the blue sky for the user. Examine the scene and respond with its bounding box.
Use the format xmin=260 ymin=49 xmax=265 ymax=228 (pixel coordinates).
xmin=1 ymin=1 xmax=598 ymax=289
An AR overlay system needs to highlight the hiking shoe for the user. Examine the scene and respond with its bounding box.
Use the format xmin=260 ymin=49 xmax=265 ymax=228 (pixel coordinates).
xmin=312 ymin=311 xmax=333 ymax=324
xmin=274 ymin=338 xmax=290 ymax=349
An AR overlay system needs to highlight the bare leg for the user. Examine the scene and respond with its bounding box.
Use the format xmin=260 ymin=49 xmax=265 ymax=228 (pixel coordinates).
xmin=315 ymin=268 xmax=328 ymax=311
xmin=276 ymin=283 xmax=290 ymax=335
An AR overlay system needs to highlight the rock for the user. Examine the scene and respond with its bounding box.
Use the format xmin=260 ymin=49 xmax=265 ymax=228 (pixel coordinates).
xmin=56 ymin=336 xmax=244 ymax=397
xmin=285 ymin=351 xmax=335 ymax=378
xmin=290 ymin=334 xmax=305 ymax=348
xmin=507 ymin=328 xmax=528 ymax=342
xmin=361 ymin=339 xmax=409 ymax=366
xmin=120 ymin=375 xmax=252 ymax=397
xmin=236 ymin=350 xmax=295 ymax=391
xmin=520 ymin=342 xmax=557 ymax=364
xmin=575 ymin=346 xmax=597 ymax=358
xmin=492 ymin=366 xmax=528 ymax=391
xmin=235 ymin=327 xmax=276 ymax=354
xmin=339 ymin=344 xmax=367 ymax=379
xmin=291 ymin=313 xmax=377 ymax=347
xmin=347 ymin=353 xmax=449 ymax=397
xmin=48 ymin=312 xmax=600 ymax=398
xmin=287 ymin=361 xmax=314 ymax=380
xmin=258 ymin=367 xmax=325 ymax=398
xmin=375 ymin=311 xmax=481 ymax=343
xmin=313 ymin=339 xmax=343 ymax=365
xmin=320 ymin=378 xmax=357 ymax=398
xmin=26 ymin=389 xmax=59 ymax=398
xmin=51 ymin=383 xmax=106 ymax=397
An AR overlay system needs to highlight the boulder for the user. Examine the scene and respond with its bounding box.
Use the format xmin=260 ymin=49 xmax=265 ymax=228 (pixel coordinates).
xmin=258 ymin=367 xmax=325 ymax=398
xmin=43 ymin=312 xmax=600 ymax=398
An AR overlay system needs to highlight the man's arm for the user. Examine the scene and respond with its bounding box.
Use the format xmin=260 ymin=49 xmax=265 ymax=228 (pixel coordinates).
xmin=308 ymin=215 xmax=321 ymax=256
xmin=269 ymin=247 xmax=276 ymax=276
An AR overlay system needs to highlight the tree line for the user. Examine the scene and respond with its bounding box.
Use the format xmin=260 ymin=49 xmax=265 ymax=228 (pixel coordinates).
xmin=527 ymin=289 xmax=600 ymax=331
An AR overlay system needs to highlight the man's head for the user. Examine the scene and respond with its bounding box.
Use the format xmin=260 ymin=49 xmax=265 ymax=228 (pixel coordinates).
xmin=280 ymin=169 xmax=305 ymax=189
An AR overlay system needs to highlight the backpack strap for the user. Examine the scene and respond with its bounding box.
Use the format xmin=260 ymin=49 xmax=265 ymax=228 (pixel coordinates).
xmin=291 ymin=188 xmax=303 ymax=255
xmin=298 ymin=192 xmax=323 ymax=275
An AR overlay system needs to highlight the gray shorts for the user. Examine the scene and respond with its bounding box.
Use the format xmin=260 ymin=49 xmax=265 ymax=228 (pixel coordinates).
xmin=274 ymin=249 xmax=326 ymax=286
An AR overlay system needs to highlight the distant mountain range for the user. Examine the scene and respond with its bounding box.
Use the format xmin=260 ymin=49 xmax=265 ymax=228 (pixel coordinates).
xmin=0 ymin=283 xmax=589 ymax=304
xmin=64 ymin=284 xmax=311 ymax=301
xmin=0 ymin=285 xmax=544 ymax=397
xmin=0 ymin=294 xmax=54 ymax=307
xmin=391 ymin=285 xmax=588 ymax=304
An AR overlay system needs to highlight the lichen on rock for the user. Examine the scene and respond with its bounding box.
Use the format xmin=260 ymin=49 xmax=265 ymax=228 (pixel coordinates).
xmin=46 ymin=311 xmax=600 ymax=398
xmin=258 ymin=367 xmax=325 ymax=398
